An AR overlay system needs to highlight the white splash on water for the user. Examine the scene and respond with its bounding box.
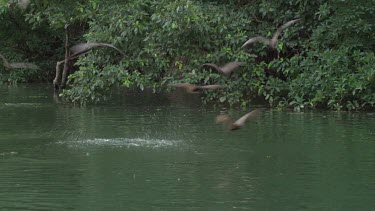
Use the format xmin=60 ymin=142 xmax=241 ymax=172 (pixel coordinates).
xmin=0 ymin=151 xmax=18 ymax=156
xmin=58 ymin=138 xmax=183 ymax=149
xmin=2 ymin=103 xmax=46 ymax=107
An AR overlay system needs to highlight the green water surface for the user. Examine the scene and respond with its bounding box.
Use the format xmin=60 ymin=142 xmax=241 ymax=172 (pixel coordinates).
xmin=0 ymin=85 xmax=375 ymax=210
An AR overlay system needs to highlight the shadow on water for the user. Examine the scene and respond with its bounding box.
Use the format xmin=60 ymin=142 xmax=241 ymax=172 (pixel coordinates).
xmin=1 ymin=84 xmax=375 ymax=210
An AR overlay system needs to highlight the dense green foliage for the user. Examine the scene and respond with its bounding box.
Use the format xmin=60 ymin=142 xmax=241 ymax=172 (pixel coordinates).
xmin=0 ymin=0 xmax=374 ymax=110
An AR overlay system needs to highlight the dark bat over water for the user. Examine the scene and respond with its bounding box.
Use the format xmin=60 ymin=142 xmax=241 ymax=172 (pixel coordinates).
xmin=202 ymin=61 xmax=246 ymax=76
xmin=0 ymin=53 xmax=39 ymax=70
xmin=216 ymin=108 xmax=265 ymax=130
xmin=69 ymin=42 xmax=125 ymax=59
xmin=173 ymin=83 xmax=226 ymax=94
xmin=242 ymin=19 xmax=300 ymax=49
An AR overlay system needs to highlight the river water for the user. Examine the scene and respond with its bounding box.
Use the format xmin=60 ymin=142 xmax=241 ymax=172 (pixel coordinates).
xmin=0 ymin=84 xmax=374 ymax=210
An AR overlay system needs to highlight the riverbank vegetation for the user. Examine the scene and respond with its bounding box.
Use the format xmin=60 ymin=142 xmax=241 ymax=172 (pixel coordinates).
xmin=0 ymin=0 xmax=374 ymax=110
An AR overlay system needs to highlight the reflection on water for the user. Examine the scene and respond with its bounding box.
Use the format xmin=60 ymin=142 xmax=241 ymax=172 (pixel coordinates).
xmin=1 ymin=84 xmax=375 ymax=210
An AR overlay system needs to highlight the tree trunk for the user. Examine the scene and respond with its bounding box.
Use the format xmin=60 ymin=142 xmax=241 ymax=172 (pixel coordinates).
xmin=53 ymin=26 xmax=70 ymax=90
xmin=53 ymin=60 xmax=64 ymax=90
xmin=60 ymin=27 xmax=70 ymax=89
xmin=60 ymin=59 xmax=70 ymax=89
